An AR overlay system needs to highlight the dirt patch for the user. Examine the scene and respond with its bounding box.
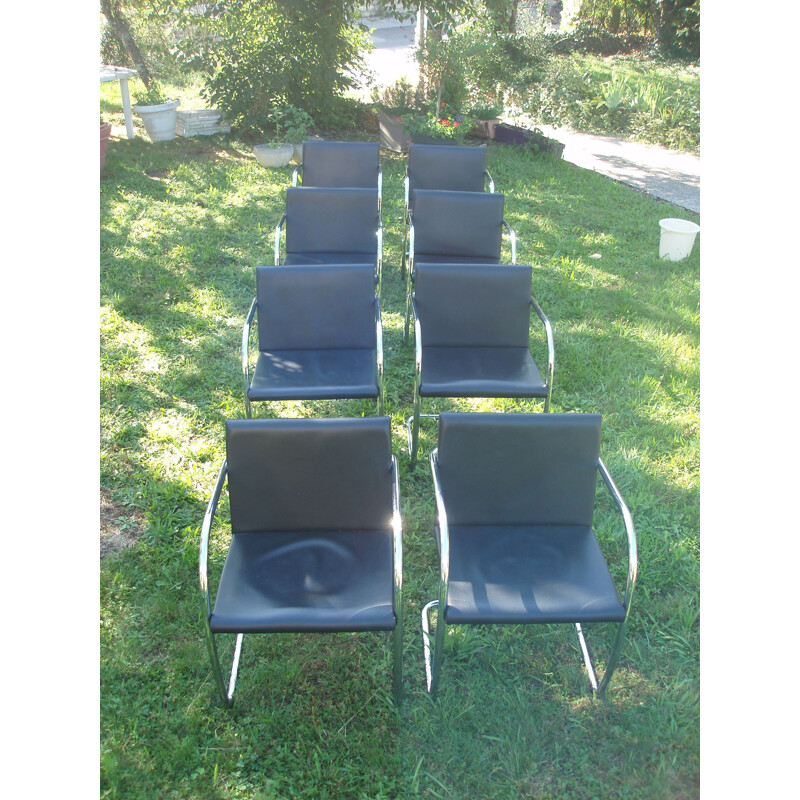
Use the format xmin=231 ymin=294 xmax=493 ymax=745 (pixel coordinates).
xmin=100 ymin=488 xmax=146 ymax=560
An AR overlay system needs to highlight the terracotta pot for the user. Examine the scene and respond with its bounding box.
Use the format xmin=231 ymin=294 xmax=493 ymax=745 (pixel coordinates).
xmin=100 ymin=121 xmax=112 ymax=172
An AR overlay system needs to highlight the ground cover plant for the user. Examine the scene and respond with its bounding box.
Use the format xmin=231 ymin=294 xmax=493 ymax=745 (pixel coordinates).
xmin=100 ymin=84 xmax=699 ymax=798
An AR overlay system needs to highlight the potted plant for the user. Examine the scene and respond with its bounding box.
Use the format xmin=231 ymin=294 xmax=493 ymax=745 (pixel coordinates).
xmin=467 ymin=102 xmax=504 ymax=140
xmin=132 ymin=82 xmax=180 ymax=142
xmin=100 ymin=118 xmax=112 ymax=172
xmin=400 ymin=102 xmax=476 ymax=146
xmin=253 ymin=104 xmax=315 ymax=169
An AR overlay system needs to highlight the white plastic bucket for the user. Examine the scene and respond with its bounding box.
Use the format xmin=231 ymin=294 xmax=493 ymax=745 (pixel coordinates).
xmin=659 ymin=218 xmax=700 ymax=261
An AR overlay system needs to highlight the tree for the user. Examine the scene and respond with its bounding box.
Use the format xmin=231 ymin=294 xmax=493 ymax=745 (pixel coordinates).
xmin=100 ymin=0 xmax=153 ymax=86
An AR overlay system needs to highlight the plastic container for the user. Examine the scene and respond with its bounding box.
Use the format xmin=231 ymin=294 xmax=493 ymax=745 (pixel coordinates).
xmin=659 ymin=218 xmax=700 ymax=261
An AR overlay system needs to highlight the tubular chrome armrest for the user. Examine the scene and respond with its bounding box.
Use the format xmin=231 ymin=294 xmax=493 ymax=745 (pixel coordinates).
xmin=274 ymin=214 xmax=287 ymax=265
xmin=502 ymin=220 xmax=517 ymax=264
xmin=241 ymin=297 xmax=257 ymax=395
xmin=375 ymin=296 xmax=384 ymax=376
xmin=199 ymin=460 xmax=229 ymax=617
xmin=408 ymin=222 xmax=415 ymax=279
xmin=376 ymin=224 xmax=383 ymax=286
xmin=391 ymin=454 xmax=403 ymax=604
xmin=291 ymin=166 xmax=301 ymax=187
xmin=429 ymin=449 xmax=451 ymax=593
xmin=410 ymin=295 xmax=422 ymax=371
xmin=403 ymin=172 xmax=409 ymax=212
xmin=377 ymin=169 xmax=383 ymax=213
xmin=484 ymin=168 xmax=495 ymax=194
xmin=530 ymin=296 xmax=554 ymax=409
xmin=597 ymin=459 xmax=638 ymax=612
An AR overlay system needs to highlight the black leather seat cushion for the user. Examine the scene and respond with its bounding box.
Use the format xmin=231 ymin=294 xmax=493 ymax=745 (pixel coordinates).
xmin=421 ymin=347 xmax=546 ymax=398
xmin=411 ymin=190 xmax=504 ymax=262
xmin=444 ymin=524 xmax=625 ymax=625
xmin=301 ymin=141 xmax=379 ymax=189
xmin=249 ymin=349 xmax=378 ymax=400
xmin=210 ymin=529 xmax=395 ymax=632
xmin=285 ymin=187 xmax=379 ymax=256
xmin=413 ymin=255 xmax=500 ymax=266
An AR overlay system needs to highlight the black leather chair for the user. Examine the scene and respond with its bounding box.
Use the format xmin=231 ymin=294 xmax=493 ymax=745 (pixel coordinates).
xmin=407 ymin=263 xmax=554 ymax=465
xmin=200 ymin=417 xmax=404 ymax=707
xmin=241 ymin=264 xmax=384 ymax=418
xmin=292 ymin=140 xmax=382 ymax=210
xmin=423 ymin=412 xmax=637 ymax=699
xmin=400 ymin=144 xmax=495 ymax=277
xmin=274 ymin=186 xmax=383 ymax=288
xmin=403 ymin=188 xmax=515 ymax=339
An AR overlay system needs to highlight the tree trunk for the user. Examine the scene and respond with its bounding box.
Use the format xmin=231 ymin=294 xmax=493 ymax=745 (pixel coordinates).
xmin=100 ymin=0 xmax=152 ymax=88
xmin=508 ymin=0 xmax=519 ymax=32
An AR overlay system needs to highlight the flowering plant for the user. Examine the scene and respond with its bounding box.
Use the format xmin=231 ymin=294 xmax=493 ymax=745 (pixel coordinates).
xmin=399 ymin=102 xmax=475 ymax=143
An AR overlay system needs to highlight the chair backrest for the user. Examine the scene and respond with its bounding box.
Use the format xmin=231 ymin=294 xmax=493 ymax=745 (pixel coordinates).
xmin=415 ymin=263 xmax=532 ymax=348
xmin=225 ymin=417 xmax=393 ymax=533
xmin=285 ymin=187 xmax=379 ymax=255
xmin=256 ymin=264 xmax=376 ymax=351
xmin=436 ymin=412 xmax=601 ymax=527
xmin=412 ymin=190 xmax=504 ymax=261
xmin=301 ymin=140 xmax=380 ymax=188
xmin=408 ymin=144 xmax=486 ymax=197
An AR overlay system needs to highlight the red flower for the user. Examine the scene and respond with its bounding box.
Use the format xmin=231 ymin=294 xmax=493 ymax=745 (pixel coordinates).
xmin=440 ymin=101 xmax=446 ymax=108
xmin=395 ymin=117 xmax=401 ymax=122
xmin=440 ymin=119 xmax=450 ymax=126
xmin=454 ymin=121 xmax=460 ymax=127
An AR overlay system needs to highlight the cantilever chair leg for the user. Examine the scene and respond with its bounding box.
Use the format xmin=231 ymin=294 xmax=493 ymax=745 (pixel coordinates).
xmin=202 ymin=621 xmax=244 ymax=707
xmin=421 ymin=599 xmax=447 ymax=697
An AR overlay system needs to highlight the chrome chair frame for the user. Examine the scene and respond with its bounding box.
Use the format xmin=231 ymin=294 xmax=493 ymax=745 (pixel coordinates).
xmin=422 ymin=448 xmax=637 ymax=699
xmin=399 ymin=167 xmax=494 ymax=278
xmin=406 ymin=294 xmax=554 ymax=466
xmin=273 ymin=213 xmax=384 ymax=292
xmin=199 ymin=455 xmax=405 ymax=707
xmin=241 ymin=293 xmax=385 ymax=419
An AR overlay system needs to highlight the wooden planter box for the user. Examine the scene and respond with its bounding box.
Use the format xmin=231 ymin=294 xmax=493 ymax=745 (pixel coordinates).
xmin=377 ymin=109 xmax=410 ymax=153
xmin=492 ymin=123 xmax=565 ymax=156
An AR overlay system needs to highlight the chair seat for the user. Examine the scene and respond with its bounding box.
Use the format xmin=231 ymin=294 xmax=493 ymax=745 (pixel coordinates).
xmin=210 ymin=529 xmax=396 ymax=633
xmin=414 ymin=256 xmax=500 ymax=267
xmin=420 ymin=347 xmax=547 ymax=398
xmin=249 ymin=349 xmax=378 ymax=401
xmin=284 ymin=252 xmax=377 ymax=267
xmin=444 ymin=524 xmax=625 ymax=625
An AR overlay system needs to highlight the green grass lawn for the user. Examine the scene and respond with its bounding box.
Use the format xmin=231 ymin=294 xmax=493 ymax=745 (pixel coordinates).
xmin=100 ymin=86 xmax=699 ymax=798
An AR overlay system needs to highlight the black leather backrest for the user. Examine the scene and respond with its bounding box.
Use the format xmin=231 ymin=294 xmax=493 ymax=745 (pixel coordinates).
xmin=257 ymin=264 xmax=375 ymax=350
xmin=285 ymin=187 xmax=379 ymax=254
xmin=412 ymin=190 xmax=504 ymax=260
xmin=226 ymin=418 xmax=393 ymax=533
xmin=437 ymin=413 xmax=601 ymax=527
xmin=408 ymin=144 xmax=486 ymax=195
xmin=415 ymin=263 xmax=532 ymax=347
xmin=302 ymin=141 xmax=379 ymax=188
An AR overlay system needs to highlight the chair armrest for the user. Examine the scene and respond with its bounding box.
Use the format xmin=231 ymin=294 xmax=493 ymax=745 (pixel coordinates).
xmin=375 ymin=296 xmax=384 ymax=377
xmin=408 ymin=221 xmax=416 ymax=278
xmin=376 ymin=223 xmax=383 ymax=287
xmin=274 ymin=214 xmax=287 ymax=265
xmin=241 ymin=297 xmax=257 ymax=398
xmin=403 ymin=172 xmax=409 ymax=212
xmin=411 ymin=295 xmax=422 ymax=371
xmin=391 ymin=455 xmax=403 ymax=602
xmin=597 ymin=459 xmax=638 ymax=612
xmin=377 ymin=168 xmax=383 ymax=213
xmin=199 ymin=460 xmax=229 ymax=617
xmin=429 ymin=449 xmax=451 ymax=592
xmin=484 ymin=168 xmax=495 ymax=193
xmin=291 ymin=165 xmax=301 ymax=187
xmin=530 ymin=296 xmax=554 ymax=411
xmin=502 ymin=219 xmax=517 ymax=264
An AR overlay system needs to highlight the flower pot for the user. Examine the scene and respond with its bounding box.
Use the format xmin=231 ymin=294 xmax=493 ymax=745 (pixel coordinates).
xmin=659 ymin=218 xmax=700 ymax=261
xmin=471 ymin=119 xmax=501 ymax=139
xmin=254 ymin=143 xmax=294 ymax=168
xmin=100 ymin=121 xmax=112 ymax=172
xmin=377 ymin=109 xmax=410 ymax=153
xmin=133 ymin=99 xmax=180 ymax=142
xmin=492 ymin=123 xmax=529 ymax=145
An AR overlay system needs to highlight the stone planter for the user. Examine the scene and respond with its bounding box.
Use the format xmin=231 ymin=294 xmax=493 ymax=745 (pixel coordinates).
xmin=254 ymin=143 xmax=294 ymax=168
xmin=133 ymin=99 xmax=180 ymax=142
xmin=377 ymin=109 xmax=410 ymax=153
xmin=470 ymin=119 xmax=501 ymax=139
xmin=493 ymin=123 xmax=564 ymax=157
xmin=100 ymin=121 xmax=112 ymax=172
